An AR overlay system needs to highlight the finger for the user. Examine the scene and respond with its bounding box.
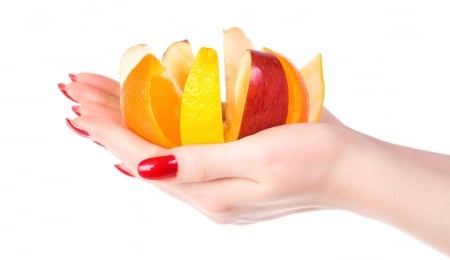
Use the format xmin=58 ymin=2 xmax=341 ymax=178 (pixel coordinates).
xmin=114 ymin=163 xmax=135 ymax=178
xmin=65 ymin=81 xmax=120 ymax=111
xmin=76 ymin=102 xmax=123 ymax=124
xmin=71 ymin=73 xmax=120 ymax=98
xmin=72 ymin=115 xmax=163 ymax=170
xmin=137 ymin=140 xmax=260 ymax=183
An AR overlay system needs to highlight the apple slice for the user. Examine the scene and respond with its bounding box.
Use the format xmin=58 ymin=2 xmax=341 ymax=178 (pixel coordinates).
xmin=162 ymin=40 xmax=195 ymax=91
xmin=300 ymin=54 xmax=325 ymax=122
xmin=225 ymin=50 xmax=289 ymax=141
xmin=263 ymin=47 xmax=309 ymax=123
xmin=180 ymin=47 xmax=224 ymax=145
xmin=223 ymin=27 xmax=254 ymax=130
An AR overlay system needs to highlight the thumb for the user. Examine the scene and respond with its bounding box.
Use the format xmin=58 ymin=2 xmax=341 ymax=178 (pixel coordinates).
xmin=137 ymin=142 xmax=254 ymax=183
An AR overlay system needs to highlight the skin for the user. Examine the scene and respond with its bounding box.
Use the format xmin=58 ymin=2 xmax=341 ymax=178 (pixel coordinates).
xmin=64 ymin=73 xmax=450 ymax=255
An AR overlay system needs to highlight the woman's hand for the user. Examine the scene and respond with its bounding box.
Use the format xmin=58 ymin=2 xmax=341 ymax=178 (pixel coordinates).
xmin=61 ymin=73 xmax=361 ymax=224
xmin=59 ymin=72 xmax=450 ymax=255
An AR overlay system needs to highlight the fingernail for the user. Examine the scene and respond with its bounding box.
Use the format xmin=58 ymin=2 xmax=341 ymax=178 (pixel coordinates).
xmin=58 ymin=83 xmax=77 ymax=102
xmin=65 ymin=118 xmax=89 ymax=137
xmin=68 ymin=73 xmax=77 ymax=82
xmin=114 ymin=164 xmax=134 ymax=178
xmin=72 ymin=105 xmax=81 ymax=116
xmin=93 ymin=141 xmax=104 ymax=148
xmin=138 ymin=155 xmax=178 ymax=180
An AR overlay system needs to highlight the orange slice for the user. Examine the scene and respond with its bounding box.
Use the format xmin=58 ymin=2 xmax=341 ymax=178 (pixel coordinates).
xmin=180 ymin=47 xmax=224 ymax=145
xmin=300 ymin=54 xmax=325 ymax=122
xmin=121 ymin=54 xmax=181 ymax=147
xmin=119 ymin=44 xmax=152 ymax=87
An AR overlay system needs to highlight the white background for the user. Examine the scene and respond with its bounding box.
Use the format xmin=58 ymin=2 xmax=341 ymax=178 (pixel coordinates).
xmin=1 ymin=0 xmax=449 ymax=259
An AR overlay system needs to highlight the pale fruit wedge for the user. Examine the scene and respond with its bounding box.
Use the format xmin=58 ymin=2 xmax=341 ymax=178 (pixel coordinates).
xmin=224 ymin=51 xmax=252 ymax=141
xmin=223 ymin=27 xmax=254 ymax=130
xmin=300 ymin=54 xmax=325 ymax=122
xmin=162 ymin=40 xmax=195 ymax=91
xmin=180 ymin=47 xmax=224 ymax=145
xmin=119 ymin=44 xmax=152 ymax=87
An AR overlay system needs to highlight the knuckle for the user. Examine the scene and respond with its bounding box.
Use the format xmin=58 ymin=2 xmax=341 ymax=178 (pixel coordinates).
xmin=79 ymin=102 xmax=98 ymax=115
xmin=180 ymin=151 xmax=212 ymax=182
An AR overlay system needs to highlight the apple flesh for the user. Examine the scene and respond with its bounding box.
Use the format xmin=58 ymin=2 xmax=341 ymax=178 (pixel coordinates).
xmin=225 ymin=49 xmax=289 ymax=140
xmin=162 ymin=40 xmax=195 ymax=91
xmin=223 ymin=27 xmax=254 ymax=133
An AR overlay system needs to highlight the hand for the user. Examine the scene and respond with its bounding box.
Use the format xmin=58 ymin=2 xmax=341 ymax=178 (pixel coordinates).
xmin=61 ymin=73 xmax=362 ymax=224
xmin=60 ymin=73 xmax=450 ymax=254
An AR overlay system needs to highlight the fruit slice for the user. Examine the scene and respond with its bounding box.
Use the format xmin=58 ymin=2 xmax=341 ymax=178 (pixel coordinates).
xmin=121 ymin=54 xmax=181 ymax=148
xmin=149 ymin=75 xmax=181 ymax=146
xmin=119 ymin=27 xmax=325 ymax=148
xmin=162 ymin=40 xmax=195 ymax=91
xmin=223 ymin=27 xmax=254 ymax=130
xmin=180 ymin=47 xmax=224 ymax=145
xmin=225 ymin=50 xmax=289 ymax=141
xmin=300 ymin=54 xmax=325 ymax=122
xmin=263 ymin=47 xmax=309 ymax=123
xmin=119 ymin=44 xmax=152 ymax=88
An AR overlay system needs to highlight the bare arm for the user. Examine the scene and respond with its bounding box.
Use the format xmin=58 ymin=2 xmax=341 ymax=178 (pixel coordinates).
xmin=333 ymin=136 xmax=450 ymax=254
xmin=322 ymin=108 xmax=450 ymax=253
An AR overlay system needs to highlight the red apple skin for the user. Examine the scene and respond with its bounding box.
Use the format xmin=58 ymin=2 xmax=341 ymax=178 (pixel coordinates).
xmin=239 ymin=50 xmax=289 ymax=138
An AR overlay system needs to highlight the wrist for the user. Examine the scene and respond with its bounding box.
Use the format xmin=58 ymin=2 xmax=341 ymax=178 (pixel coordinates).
xmin=326 ymin=132 xmax=450 ymax=254
xmin=322 ymin=129 xmax=390 ymax=213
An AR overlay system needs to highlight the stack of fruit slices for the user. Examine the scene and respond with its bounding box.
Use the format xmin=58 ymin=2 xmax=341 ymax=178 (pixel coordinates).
xmin=119 ymin=27 xmax=325 ymax=148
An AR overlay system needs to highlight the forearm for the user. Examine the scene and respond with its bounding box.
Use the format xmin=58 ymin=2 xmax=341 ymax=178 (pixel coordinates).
xmin=336 ymin=137 xmax=450 ymax=255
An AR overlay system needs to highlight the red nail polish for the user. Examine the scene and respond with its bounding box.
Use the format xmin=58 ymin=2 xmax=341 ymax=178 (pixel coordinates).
xmin=114 ymin=164 xmax=134 ymax=177
xmin=58 ymin=83 xmax=77 ymax=102
xmin=68 ymin=73 xmax=77 ymax=82
xmin=138 ymin=155 xmax=178 ymax=180
xmin=93 ymin=141 xmax=104 ymax=148
xmin=65 ymin=118 xmax=89 ymax=137
xmin=72 ymin=105 xmax=81 ymax=116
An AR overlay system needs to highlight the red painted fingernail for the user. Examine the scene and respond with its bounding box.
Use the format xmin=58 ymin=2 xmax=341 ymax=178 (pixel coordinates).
xmin=72 ymin=105 xmax=81 ymax=116
xmin=138 ymin=155 xmax=178 ymax=180
xmin=93 ymin=141 xmax=104 ymax=148
xmin=58 ymin=83 xmax=77 ymax=102
xmin=65 ymin=118 xmax=89 ymax=137
xmin=114 ymin=164 xmax=134 ymax=177
xmin=68 ymin=73 xmax=77 ymax=82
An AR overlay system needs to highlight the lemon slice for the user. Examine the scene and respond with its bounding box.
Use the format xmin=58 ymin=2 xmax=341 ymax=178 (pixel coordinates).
xmin=180 ymin=47 xmax=224 ymax=145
